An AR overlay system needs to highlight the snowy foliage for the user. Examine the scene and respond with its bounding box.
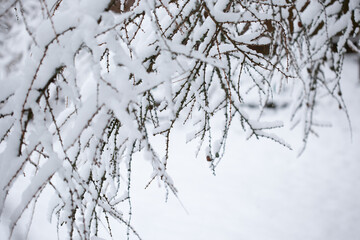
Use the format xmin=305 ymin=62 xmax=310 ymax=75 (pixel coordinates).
xmin=0 ymin=0 xmax=359 ymax=239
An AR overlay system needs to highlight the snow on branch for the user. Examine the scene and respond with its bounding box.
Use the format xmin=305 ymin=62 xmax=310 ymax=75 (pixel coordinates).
xmin=0 ymin=0 xmax=359 ymax=239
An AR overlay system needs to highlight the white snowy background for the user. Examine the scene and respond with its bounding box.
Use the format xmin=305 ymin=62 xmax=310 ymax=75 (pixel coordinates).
xmin=1 ymin=55 xmax=358 ymax=240
xmin=128 ymin=55 xmax=360 ymax=240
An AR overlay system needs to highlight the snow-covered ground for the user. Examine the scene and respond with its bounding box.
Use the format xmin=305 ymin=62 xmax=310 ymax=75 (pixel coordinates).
xmin=128 ymin=55 xmax=360 ymax=240
xmin=2 ymin=55 xmax=360 ymax=240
